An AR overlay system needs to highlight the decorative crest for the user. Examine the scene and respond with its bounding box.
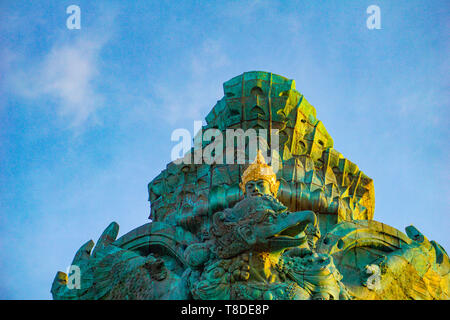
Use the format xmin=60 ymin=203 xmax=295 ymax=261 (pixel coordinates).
xmin=240 ymin=150 xmax=280 ymax=197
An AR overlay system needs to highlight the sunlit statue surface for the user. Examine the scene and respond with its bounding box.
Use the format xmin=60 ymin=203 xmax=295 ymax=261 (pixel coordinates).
xmin=52 ymin=71 xmax=449 ymax=300
xmin=186 ymin=150 xmax=349 ymax=300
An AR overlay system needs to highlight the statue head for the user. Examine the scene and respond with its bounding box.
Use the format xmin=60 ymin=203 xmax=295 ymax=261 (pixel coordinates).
xmin=240 ymin=150 xmax=280 ymax=198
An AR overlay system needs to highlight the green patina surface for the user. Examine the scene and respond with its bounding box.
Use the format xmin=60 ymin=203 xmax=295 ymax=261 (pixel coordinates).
xmin=51 ymin=71 xmax=449 ymax=300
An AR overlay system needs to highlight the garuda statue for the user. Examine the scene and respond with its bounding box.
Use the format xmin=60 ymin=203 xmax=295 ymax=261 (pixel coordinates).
xmin=51 ymin=71 xmax=449 ymax=300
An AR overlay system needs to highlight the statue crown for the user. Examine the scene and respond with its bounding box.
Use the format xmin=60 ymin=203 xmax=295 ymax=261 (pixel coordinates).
xmin=240 ymin=150 xmax=280 ymax=197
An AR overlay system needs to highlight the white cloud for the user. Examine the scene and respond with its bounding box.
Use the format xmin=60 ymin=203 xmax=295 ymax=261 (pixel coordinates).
xmin=191 ymin=40 xmax=231 ymax=75
xmin=396 ymin=88 xmax=447 ymax=126
xmin=153 ymin=39 xmax=231 ymax=125
xmin=10 ymin=37 xmax=106 ymax=127
xmin=221 ymin=0 xmax=271 ymax=20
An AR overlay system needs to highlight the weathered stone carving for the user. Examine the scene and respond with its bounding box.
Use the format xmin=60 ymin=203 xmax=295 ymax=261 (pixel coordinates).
xmin=185 ymin=185 xmax=349 ymax=300
xmin=51 ymin=71 xmax=449 ymax=300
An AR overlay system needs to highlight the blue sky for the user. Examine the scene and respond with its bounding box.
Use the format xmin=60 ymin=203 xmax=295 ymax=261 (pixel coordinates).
xmin=0 ymin=0 xmax=448 ymax=299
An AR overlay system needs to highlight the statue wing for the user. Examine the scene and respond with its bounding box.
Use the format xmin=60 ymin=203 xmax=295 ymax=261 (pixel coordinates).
xmin=316 ymin=220 xmax=450 ymax=300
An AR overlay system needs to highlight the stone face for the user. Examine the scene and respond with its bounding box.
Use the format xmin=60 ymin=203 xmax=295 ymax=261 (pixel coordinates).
xmin=51 ymin=71 xmax=449 ymax=300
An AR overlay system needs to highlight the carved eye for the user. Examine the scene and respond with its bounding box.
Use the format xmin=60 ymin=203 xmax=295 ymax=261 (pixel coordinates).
xmin=265 ymin=216 xmax=274 ymax=224
xmin=241 ymin=227 xmax=253 ymax=238
xmin=262 ymin=212 xmax=276 ymax=224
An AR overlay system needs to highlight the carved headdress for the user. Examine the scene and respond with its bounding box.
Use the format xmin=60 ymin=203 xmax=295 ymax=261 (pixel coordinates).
xmin=240 ymin=150 xmax=280 ymax=197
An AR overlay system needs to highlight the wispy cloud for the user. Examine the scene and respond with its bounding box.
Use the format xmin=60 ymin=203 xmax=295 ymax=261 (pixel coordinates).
xmin=396 ymin=88 xmax=448 ymax=127
xmin=221 ymin=0 xmax=272 ymax=20
xmin=153 ymin=39 xmax=231 ymax=125
xmin=9 ymin=36 xmax=107 ymax=128
xmin=2 ymin=2 xmax=120 ymax=130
